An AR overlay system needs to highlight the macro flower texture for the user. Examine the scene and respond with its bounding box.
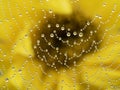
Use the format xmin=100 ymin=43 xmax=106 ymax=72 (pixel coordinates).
xmin=0 ymin=0 xmax=120 ymax=90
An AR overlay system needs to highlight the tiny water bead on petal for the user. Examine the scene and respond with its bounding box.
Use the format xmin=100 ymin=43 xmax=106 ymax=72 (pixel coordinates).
xmin=61 ymin=26 xmax=65 ymax=31
xmin=41 ymin=34 xmax=45 ymax=37
xmin=73 ymin=31 xmax=77 ymax=36
xmin=67 ymin=32 xmax=71 ymax=37
xmin=5 ymin=78 xmax=9 ymax=82
xmin=87 ymin=21 xmax=90 ymax=25
xmin=37 ymin=40 xmax=40 ymax=44
xmin=79 ymin=32 xmax=83 ymax=37
xmin=48 ymin=42 xmax=51 ymax=45
xmin=49 ymin=10 xmax=53 ymax=14
xmin=56 ymin=24 xmax=59 ymax=28
xmin=0 ymin=70 xmax=3 ymax=76
xmin=48 ymin=24 xmax=51 ymax=28
xmin=67 ymin=28 xmax=71 ymax=31
xmin=50 ymin=33 xmax=54 ymax=38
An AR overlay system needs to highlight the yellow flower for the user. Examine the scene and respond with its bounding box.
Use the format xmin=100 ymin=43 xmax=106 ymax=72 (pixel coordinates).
xmin=0 ymin=0 xmax=120 ymax=90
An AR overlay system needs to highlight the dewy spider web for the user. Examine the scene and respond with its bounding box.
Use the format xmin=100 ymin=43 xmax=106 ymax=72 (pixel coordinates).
xmin=0 ymin=0 xmax=120 ymax=90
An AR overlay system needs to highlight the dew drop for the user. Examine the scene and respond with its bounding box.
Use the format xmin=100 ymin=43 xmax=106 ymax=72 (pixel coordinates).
xmin=56 ymin=47 xmax=59 ymax=50
xmin=67 ymin=28 xmax=71 ymax=31
xmin=48 ymin=24 xmax=51 ymax=28
xmin=0 ymin=70 xmax=3 ymax=76
xmin=74 ymin=41 xmax=77 ymax=45
xmin=19 ymin=14 xmax=22 ymax=17
xmin=32 ymin=7 xmax=35 ymax=11
xmin=67 ymin=32 xmax=71 ymax=37
xmin=73 ymin=31 xmax=77 ymax=36
xmin=25 ymin=34 xmax=28 ymax=38
xmin=59 ymin=37 xmax=62 ymax=40
xmin=34 ymin=45 xmax=37 ymax=49
xmin=41 ymin=34 xmax=45 ymax=37
xmin=0 ymin=21 xmax=2 ymax=24
xmin=18 ymin=69 xmax=22 ymax=73
xmin=87 ymin=21 xmax=90 ymax=25
xmin=103 ymin=3 xmax=107 ymax=7
xmin=37 ymin=40 xmax=40 ymax=44
xmin=5 ymin=78 xmax=9 ymax=82
xmin=48 ymin=42 xmax=51 ymax=45
xmin=98 ymin=16 xmax=102 ymax=19
xmin=118 ymin=14 xmax=120 ymax=17
xmin=90 ymin=31 xmax=93 ymax=35
xmin=81 ymin=39 xmax=84 ymax=42
xmin=56 ymin=24 xmax=59 ymax=28
xmin=45 ymin=49 xmax=48 ymax=52
xmin=50 ymin=33 xmax=54 ymax=38
xmin=25 ymin=11 xmax=29 ymax=14
xmin=79 ymin=32 xmax=83 ymax=37
xmin=49 ymin=10 xmax=53 ymax=13
xmin=112 ymin=9 xmax=115 ymax=13
xmin=61 ymin=27 xmax=65 ymax=31
xmin=53 ymin=30 xmax=56 ymax=33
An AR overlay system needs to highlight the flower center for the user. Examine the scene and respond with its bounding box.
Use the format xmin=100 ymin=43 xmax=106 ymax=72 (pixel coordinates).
xmin=31 ymin=11 xmax=101 ymax=71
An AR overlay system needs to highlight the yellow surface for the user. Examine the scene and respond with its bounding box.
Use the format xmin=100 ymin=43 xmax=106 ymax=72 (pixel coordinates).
xmin=0 ymin=0 xmax=120 ymax=90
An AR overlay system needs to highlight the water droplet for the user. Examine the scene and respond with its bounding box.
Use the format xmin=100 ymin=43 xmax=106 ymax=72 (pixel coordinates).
xmin=29 ymin=55 xmax=32 ymax=58
xmin=41 ymin=34 xmax=45 ymax=37
xmin=74 ymin=41 xmax=76 ymax=45
xmin=118 ymin=14 xmax=120 ymax=17
xmin=67 ymin=28 xmax=71 ymax=31
xmin=48 ymin=24 xmax=51 ymax=28
xmin=87 ymin=21 xmax=90 ymax=25
xmin=49 ymin=10 xmax=53 ymax=13
xmin=81 ymin=39 xmax=83 ymax=42
xmin=50 ymin=33 xmax=54 ymax=38
xmin=26 ymin=11 xmax=29 ymax=14
xmin=0 ymin=70 xmax=3 ymax=76
xmin=112 ymin=9 xmax=115 ymax=13
xmin=34 ymin=45 xmax=37 ymax=49
xmin=56 ymin=24 xmax=59 ymax=28
xmin=12 ymin=67 xmax=15 ymax=70
xmin=56 ymin=47 xmax=59 ymax=50
xmin=38 ymin=20 xmax=41 ymax=23
xmin=73 ymin=31 xmax=77 ymax=36
xmin=67 ymin=32 xmax=71 ymax=37
xmin=103 ymin=3 xmax=107 ymax=7
xmin=18 ymin=69 xmax=22 ymax=73
xmin=73 ymin=61 xmax=76 ymax=66
xmin=45 ymin=49 xmax=48 ymax=52
xmin=37 ymin=40 xmax=40 ymax=44
xmin=61 ymin=27 xmax=65 ymax=31
xmin=3 ymin=54 xmax=6 ymax=57
xmin=32 ymin=7 xmax=35 ymax=11
xmin=59 ymin=37 xmax=62 ymax=40
xmin=79 ymin=32 xmax=83 ymax=37
xmin=73 ymin=53 xmax=76 ymax=56
xmin=53 ymin=30 xmax=56 ymax=33
xmin=19 ymin=14 xmax=22 ymax=17
xmin=0 ymin=21 xmax=2 ymax=24
xmin=25 ymin=34 xmax=28 ymax=38
xmin=5 ymin=78 xmax=9 ymax=82
xmin=90 ymin=31 xmax=93 ymax=35
xmin=98 ymin=16 xmax=102 ymax=19
xmin=30 ymin=29 xmax=33 ymax=32
xmin=43 ymin=16 xmax=46 ymax=19
xmin=48 ymin=42 xmax=51 ymax=45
